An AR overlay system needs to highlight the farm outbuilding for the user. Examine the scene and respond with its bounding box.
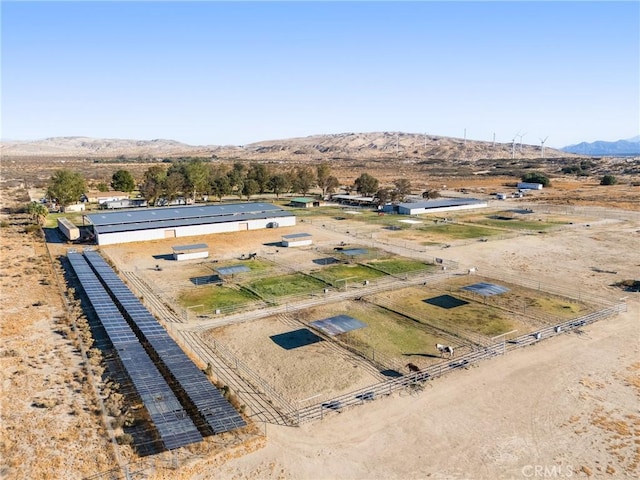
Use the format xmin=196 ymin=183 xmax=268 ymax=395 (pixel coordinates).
xmin=282 ymin=233 xmax=313 ymax=247
xmin=385 ymin=198 xmax=488 ymax=215
xmin=517 ymin=182 xmax=543 ymax=190
xmin=57 ymin=217 xmax=80 ymax=241
xmin=289 ymin=197 xmax=320 ymax=208
xmin=85 ymin=202 xmax=296 ymax=246
xmin=172 ymin=243 xmax=209 ymax=261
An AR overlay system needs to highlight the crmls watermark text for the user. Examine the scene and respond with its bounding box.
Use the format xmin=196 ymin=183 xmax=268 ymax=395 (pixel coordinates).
xmin=521 ymin=464 xmax=573 ymax=478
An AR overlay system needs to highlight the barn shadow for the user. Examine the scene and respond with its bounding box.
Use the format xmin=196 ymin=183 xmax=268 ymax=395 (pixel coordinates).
xmin=424 ymin=295 xmax=469 ymax=309
xmin=152 ymin=253 xmax=174 ymax=261
xmin=43 ymin=227 xmax=66 ymax=244
xmin=313 ymin=257 xmax=340 ymax=266
xmin=189 ymin=275 xmax=222 ymax=286
xmin=270 ymin=329 xmax=322 ymax=350
xmin=263 ymin=241 xmax=283 ymax=247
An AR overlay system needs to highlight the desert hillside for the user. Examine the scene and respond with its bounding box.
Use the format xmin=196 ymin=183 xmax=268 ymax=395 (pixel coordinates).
xmin=1 ymin=132 xmax=572 ymax=161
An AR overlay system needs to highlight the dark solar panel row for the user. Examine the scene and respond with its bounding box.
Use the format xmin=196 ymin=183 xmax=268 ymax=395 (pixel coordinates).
xmin=82 ymin=250 xmax=247 ymax=434
xmin=67 ymin=252 xmax=202 ymax=451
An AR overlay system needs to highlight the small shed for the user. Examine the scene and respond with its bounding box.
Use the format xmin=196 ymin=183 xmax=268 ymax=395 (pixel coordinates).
xmin=517 ymin=182 xmax=543 ymax=190
xmin=58 ymin=217 xmax=80 ymax=241
xmin=290 ymin=197 xmax=320 ymax=208
xmin=172 ymin=243 xmax=209 ymax=261
xmin=63 ymin=203 xmax=86 ymax=213
xmin=282 ymin=233 xmax=313 ymax=247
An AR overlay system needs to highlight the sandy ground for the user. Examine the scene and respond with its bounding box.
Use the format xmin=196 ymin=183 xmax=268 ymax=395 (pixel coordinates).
xmin=198 ymin=211 xmax=640 ymax=480
xmin=2 ymin=181 xmax=638 ymax=479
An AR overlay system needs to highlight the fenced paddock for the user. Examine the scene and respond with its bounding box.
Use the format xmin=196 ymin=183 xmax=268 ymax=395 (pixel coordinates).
xmin=188 ymin=268 xmax=627 ymax=426
xmin=292 ymin=299 xmax=626 ymax=424
xmin=202 ymin=314 xmax=384 ymax=407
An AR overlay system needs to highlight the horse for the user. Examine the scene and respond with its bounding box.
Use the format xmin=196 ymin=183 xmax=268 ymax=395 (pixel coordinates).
xmin=436 ymin=343 xmax=454 ymax=358
xmin=467 ymin=267 xmax=477 ymax=275
xmin=406 ymin=363 xmax=421 ymax=373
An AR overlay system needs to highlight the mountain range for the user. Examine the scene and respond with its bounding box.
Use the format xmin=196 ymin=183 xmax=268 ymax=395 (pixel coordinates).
xmin=560 ymin=136 xmax=640 ymax=156
xmin=1 ymin=132 xmax=574 ymax=161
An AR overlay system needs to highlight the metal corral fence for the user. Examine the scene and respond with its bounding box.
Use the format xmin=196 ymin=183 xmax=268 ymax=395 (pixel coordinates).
xmin=465 ymin=266 xmax=622 ymax=306
xmin=182 ymin=259 xmax=456 ymax=322
xmin=204 ymin=333 xmax=299 ymax=425
xmin=294 ymin=299 xmax=627 ymax=424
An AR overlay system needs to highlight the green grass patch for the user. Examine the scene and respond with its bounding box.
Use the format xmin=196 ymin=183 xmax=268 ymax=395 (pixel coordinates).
xmin=416 ymin=223 xmax=502 ymax=240
xmin=178 ymin=285 xmax=259 ymax=311
xmin=531 ymin=297 xmax=588 ymax=318
xmin=342 ymin=307 xmax=445 ymax=359
xmin=44 ymin=211 xmax=87 ymax=228
xmin=366 ymin=258 xmax=435 ymax=275
xmin=246 ymin=273 xmax=328 ymax=298
xmin=311 ymin=263 xmax=387 ymax=287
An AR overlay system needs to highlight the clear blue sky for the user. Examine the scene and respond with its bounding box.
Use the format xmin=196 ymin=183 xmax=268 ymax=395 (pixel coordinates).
xmin=2 ymin=1 xmax=638 ymax=148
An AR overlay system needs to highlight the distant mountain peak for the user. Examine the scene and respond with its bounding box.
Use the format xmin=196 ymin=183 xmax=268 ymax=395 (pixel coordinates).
xmin=561 ymin=136 xmax=640 ymax=156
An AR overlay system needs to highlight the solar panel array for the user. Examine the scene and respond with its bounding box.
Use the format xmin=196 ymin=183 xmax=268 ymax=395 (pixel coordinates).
xmin=82 ymin=250 xmax=246 ymax=434
xmin=67 ymin=252 xmax=202 ymax=451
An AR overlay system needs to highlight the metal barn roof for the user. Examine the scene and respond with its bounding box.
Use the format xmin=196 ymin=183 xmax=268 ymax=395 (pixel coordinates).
xmin=172 ymin=243 xmax=208 ymax=252
xmin=310 ymin=315 xmax=367 ymax=336
xmin=86 ymin=203 xmax=293 ymax=234
xmin=398 ymin=198 xmax=485 ymax=210
xmin=282 ymin=233 xmax=312 ymax=239
xmin=461 ymin=282 xmax=510 ymax=296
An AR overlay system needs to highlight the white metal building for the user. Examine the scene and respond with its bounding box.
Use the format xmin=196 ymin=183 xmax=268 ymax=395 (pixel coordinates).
xmin=58 ymin=217 xmax=80 ymax=241
xmin=517 ymin=182 xmax=543 ymax=190
xmin=172 ymin=243 xmax=209 ymax=261
xmin=86 ymin=202 xmax=296 ymax=245
xmin=386 ymin=198 xmax=488 ymax=215
xmin=281 ymin=233 xmax=313 ymax=247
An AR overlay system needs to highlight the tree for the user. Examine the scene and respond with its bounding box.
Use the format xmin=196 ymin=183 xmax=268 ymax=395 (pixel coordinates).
xmin=242 ymin=179 xmax=260 ymax=200
xmin=316 ymin=163 xmax=332 ymax=196
xmin=354 ymin=173 xmax=379 ymax=196
xmin=292 ymin=166 xmax=316 ymax=195
xmin=600 ymin=174 xmax=617 ymax=185
xmin=267 ymin=174 xmax=290 ymax=198
xmin=324 ymin=176 xmax=340 ymax=196
xmin=521 ymin=172 xmax=550 ymax=187
xmin=184 ymin=159 xmax=210 ymax=200
xmin=227 ymin=162 xmax=246 ymax=197
xmin=27 ymin=202 xmax=48 ymax=225
xmin=375 ymin=187 xmax=392 ymax=206
xmin=422 ymin=189 xmax=440 ymax=199
xmin=140 ymin=166 xmax=167 ymax=205
xmin=111 ymin=169 xmax=136 ymax=192
xmin=210 ymin=175 xmax=232 ymax=202
xmin=393 ymin=178 xmax=412 ymax=202
xmin=164 ymin=171 xmax=186 ymax=200
xmin=47 ymin=169 xmax=86 ymax=207
xmin=247 ymin=163 xmax=270 ymax=194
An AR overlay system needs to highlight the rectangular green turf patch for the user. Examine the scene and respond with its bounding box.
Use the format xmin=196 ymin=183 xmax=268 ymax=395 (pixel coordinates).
xmin=311 ymin=263 xmax=387 ymax=287
xmin=365 ymin=258 xmax=435 ymax=275
xmin=246 ymin=273 xmax=329 ymax=298
xmin=178 ymin=285 xmax=259 ymax=311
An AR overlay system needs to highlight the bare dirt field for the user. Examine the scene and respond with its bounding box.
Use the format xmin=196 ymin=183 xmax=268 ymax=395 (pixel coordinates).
xmin=2 ymin=174 xmax=639 ymax=479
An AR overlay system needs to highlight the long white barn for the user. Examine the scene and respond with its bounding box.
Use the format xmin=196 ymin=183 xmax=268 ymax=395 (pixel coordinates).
xmin=86 ymin=202 xmax=296 ymax=245
xmin=384 ymin=198 xmax=488 ymax=215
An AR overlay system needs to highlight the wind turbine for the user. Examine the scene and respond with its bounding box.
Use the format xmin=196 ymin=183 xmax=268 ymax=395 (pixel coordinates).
xmin=518 ymin=132 xmax=527 ymax=153
xmin=511 ymin=130 xmax=521 ymax=159
xmin=539 ymin=136 xmax=549 ymax=159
